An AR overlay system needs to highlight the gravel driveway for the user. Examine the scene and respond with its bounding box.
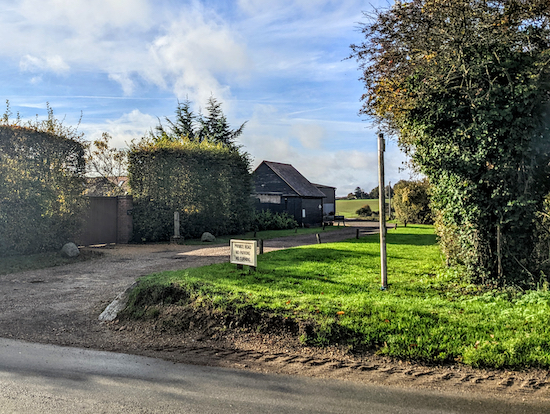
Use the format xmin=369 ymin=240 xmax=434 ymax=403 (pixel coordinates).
xmin=0 ymin=223 xmax=376 ymax=347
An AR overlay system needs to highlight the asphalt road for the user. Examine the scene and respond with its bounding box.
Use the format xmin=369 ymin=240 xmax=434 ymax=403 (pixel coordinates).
xmin=0 ymin=338 xmax=547 ymax=414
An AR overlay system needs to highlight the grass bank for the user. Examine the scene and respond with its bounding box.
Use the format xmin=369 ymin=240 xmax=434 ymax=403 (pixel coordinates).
xmin=124 ymin=225 xmax=550 ymax=369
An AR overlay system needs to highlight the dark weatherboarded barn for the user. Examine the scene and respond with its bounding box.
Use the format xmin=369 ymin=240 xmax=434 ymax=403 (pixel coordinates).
xmin=253 ymin=161 xmax=326 ymax=226
xmin=313 ymin=184 xmax=336 ymax=216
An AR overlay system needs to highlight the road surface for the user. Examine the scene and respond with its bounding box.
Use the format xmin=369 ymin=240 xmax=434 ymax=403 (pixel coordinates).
xmin=0 ymin=338 xmax=547 ymax=414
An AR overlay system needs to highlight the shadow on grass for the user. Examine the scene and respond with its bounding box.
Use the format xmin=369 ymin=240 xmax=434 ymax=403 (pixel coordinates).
xmin=353 ymin=229 xmax=437 ymax=247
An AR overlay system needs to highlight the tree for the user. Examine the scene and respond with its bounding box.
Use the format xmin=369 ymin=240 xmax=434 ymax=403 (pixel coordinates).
xmin=354 ymin=186 xmax=366 ymax=199
xmin=197 ymin=96 xmax=246 ymax=147
xmin=351 ymin=0 xmax=550 ymax=285
xmin=85 ymin=132 xmax=128 ymax=196
xmin=368 ymin=185 xmax=393 ymax=200
xmin=368 ymin=186 xmax=379 ymax=200
xmin=154 ymin=99 xmax=196 ymax=141
xmin=153 ymin=96 xmax=246 ymax=150
xmin=393 ymin=179 xmax=432 ymax=226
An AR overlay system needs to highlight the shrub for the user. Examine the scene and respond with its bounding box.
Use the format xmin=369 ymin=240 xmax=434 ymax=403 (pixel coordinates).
xmin=251 ymin=210 xmax=297 ymax=231
xmin=356 ymin=205 xmax=373 ymax=217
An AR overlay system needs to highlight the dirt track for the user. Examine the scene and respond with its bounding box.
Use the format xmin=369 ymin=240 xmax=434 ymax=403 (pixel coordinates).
xmin=1 ymin=221 xmax=549 ymax=403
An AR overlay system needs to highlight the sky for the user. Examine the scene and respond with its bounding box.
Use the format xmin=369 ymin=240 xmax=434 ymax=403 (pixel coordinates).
xmin=0 ymin=0 xmax=411 ymax=196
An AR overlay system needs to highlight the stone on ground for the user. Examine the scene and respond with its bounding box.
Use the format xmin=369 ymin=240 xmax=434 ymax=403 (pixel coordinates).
xmin=61 ymin=242 xmax=80 ymax=258
xmin=201 ymin=232 xmax=216 ymax=242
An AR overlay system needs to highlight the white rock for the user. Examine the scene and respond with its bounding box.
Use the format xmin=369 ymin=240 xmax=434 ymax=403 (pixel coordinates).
xmin=201 ymin=232 xmax=216 ymax=242
xmin=61 ymin=242 xmax=79 ymax=258
xmin=98 ymin=283 xmax=137 ymax=322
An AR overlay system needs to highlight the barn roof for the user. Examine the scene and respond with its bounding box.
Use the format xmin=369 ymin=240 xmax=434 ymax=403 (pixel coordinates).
xmin=312 ymin=183 xmax=336 ymax=190
xmin=257 ymin=161 xmax=326 ymax=198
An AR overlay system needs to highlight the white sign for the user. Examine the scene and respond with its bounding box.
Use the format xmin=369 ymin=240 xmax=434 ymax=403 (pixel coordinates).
xmin=230 ymin=239 xmax=257 ymax=267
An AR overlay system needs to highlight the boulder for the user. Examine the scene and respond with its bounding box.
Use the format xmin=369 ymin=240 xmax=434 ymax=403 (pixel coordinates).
xmin=201 ymin=232 xmax=216 ymax=242
xmin=61 ymin=242 xmax=80 ymax=258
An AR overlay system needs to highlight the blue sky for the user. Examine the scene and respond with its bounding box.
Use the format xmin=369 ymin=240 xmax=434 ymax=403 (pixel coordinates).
xmin=0 ymin=0 xmax=409 ymax=196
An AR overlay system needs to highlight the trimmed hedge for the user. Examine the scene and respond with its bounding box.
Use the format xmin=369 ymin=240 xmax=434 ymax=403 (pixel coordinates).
xmin=0 ymin=125 xmax=86 ymax=255
xmin=128 ymin=138 xmax=253 ymax=241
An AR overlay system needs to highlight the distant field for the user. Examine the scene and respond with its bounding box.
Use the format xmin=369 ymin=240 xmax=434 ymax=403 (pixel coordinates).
xmin=336 ymin=199 xmax=380 ymax=218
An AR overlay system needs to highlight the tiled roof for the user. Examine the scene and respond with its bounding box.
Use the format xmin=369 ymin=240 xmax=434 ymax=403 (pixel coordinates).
xmin=260 ymin=161 xmax=326 ymax=198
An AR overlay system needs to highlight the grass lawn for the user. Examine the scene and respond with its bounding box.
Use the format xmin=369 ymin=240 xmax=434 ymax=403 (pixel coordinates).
xmin=336 ymin=199 xmax=381 ymax=218
xmin=125 ymin=225 xmax=550 ymax=369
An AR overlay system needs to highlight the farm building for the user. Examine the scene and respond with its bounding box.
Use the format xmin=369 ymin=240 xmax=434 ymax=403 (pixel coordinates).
xmin=313 ymin=184 xmax=336 ymax=217
xmin=252 ymin=161 xmax=331 ymax=226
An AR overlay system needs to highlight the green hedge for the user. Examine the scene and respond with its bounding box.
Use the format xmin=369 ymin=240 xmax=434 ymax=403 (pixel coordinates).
xmin=128 ymin=138 xmax=253 ymax=241
xmin=0 ymin=126 xmax=86 ymax=255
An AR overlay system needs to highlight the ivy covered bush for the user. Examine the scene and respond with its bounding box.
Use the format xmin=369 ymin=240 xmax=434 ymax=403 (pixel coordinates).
xmin=352 ymin=1 xmax=550 ymax=286
xmin=0 ymin=110 xmax=86 ymax=255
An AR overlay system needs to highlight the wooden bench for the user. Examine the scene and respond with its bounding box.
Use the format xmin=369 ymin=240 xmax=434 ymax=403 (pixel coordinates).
xmin=334 ymin=215 xmax=345 ymax=226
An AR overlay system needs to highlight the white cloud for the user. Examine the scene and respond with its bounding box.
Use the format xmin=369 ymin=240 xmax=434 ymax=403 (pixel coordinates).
xmin=81 ymin=109 xmax=157 ymax=149
xmin=20 ymin=54 xmax=70 ymax=73
xmin=291 ymin=123 xmax=326 ymax=149
xmin=108 ymin=73 xmax=135 ymax=96
xmin=0 ymin=0 xmax=250 ymax=104
xmin=29 ymin=76 xmax=42 ymax=85
xmin=146 ymin=8 xmax=251 ymax=104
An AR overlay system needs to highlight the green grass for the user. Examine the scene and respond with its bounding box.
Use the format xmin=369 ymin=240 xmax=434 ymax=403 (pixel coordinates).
xmin=125 ymin=225 xmax=550 ymax=369
xmin=183 ymin=225 xmax=344 ymax=245
xmin=0 ymin=250 xmax=102 ymax=275
xmin=336 ymin=199 xmax=381 ymax=218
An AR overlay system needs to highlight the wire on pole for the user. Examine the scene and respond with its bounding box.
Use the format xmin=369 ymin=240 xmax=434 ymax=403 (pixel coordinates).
xmin=378 ymin=133 xmax=388 ymax=290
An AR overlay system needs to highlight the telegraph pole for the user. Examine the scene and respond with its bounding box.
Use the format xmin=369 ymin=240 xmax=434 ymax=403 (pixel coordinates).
xmin=378 ymin=133 xmax=388 ymax=290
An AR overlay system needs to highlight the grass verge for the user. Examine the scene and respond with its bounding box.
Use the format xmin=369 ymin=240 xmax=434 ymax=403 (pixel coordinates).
xmin=124 ymin=225 xmax=550 ymax=369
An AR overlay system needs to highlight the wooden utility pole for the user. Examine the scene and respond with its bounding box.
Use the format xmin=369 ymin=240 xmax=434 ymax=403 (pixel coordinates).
xmin=378 ymin=133 xmax=388 ymax=290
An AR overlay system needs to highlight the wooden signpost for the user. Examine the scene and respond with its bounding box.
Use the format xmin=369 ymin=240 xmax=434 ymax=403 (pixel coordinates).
xmin=230 ymin=239 xmax=258 ymax=271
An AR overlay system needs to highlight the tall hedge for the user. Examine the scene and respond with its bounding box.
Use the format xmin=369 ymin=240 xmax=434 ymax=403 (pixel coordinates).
xmin=128 ymin=138 xmax=252 ymax=241
xmin=0 ymin=125 xmax=86 ymax=255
